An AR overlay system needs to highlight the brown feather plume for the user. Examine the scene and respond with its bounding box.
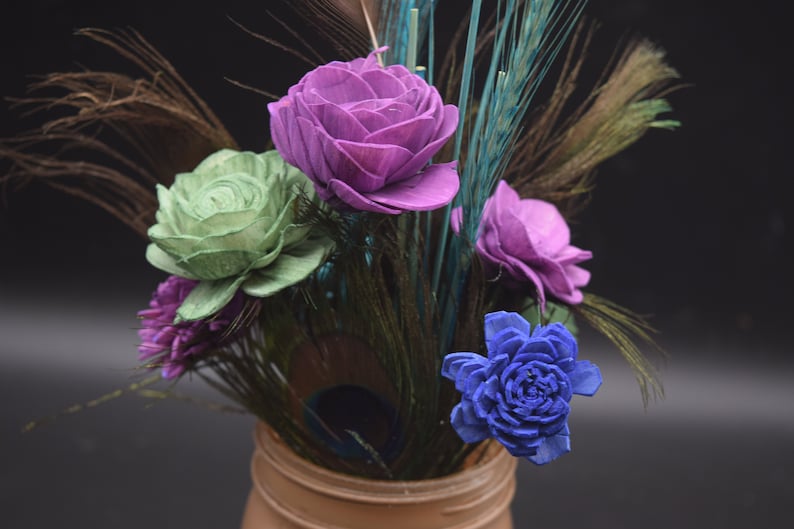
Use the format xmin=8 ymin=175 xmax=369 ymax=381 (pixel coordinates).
xmin=1 ymin=28 xmax=238 ymax=237
xmin=277 ymin=0 xmax=373 ymax=61
xmin=508 ymin=25 xmax=682 ymax=217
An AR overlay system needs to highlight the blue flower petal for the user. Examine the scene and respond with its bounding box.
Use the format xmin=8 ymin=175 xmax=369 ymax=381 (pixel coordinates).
xmin=450 ymin=404 xmax=489 ymax=443
xmin=537 ymin=414 xmax=568 ymax=436
xmin=515 ymin=337 xmax=555 ymax=359
xmin=463 ymin=366 xmax=488 ymax=395
xmin=504 ymin=422 xmax=539 ymax=439
xmin=527 ymin=431 xmax=571 ymax=465
xmin=483 ymin=375 xmax=500 ymax=399
xmin=441 ymin=352 xmax=485 ymax=380
xmin=491 ymin=431 xmax=523 ymax=454
xmin=489 ymin=353 xmax=511 ymax=373
xmin=471 ymin=382 xmax=495 ymax=419
xmin=534 ymin=323 xmax=577 ymax=361
xmin=499 ymin=361 xmax=522 ymax=388
xmin=492 ymin=428 xmax=541 ymax=458
xmin=491 ymin=402 xmax=522 ymax=426
xmin=536 ymin=400 xmax=569 ymax=425
xmin=491 ymin=334 xmax=527 ymax=359
xmin=444 ymin=312 xmax=600 ymax=465
xmin=458 ymin=399 xmax=481 ymax=424
xmin=569 ymin=360 xmax=602 ymax=396
xmin=485 ymin=311 xmax=531 ymax=344
xmin=513 ymin=345 xmax=554 ymax=365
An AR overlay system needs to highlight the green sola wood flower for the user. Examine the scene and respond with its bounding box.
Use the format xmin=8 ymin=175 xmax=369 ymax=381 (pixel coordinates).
xmin=146 ymin=149 xmax=333 ymax=322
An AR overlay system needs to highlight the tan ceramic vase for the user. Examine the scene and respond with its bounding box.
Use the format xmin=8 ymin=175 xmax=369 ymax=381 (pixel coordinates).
xmin=239 ymin=422 xmax=517 ymax=529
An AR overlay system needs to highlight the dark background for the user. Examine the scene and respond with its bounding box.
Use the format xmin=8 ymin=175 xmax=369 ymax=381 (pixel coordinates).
xmin=2 ymin=0 xmax=791 ymax=349
xmin=1 ymin=1 xmax=792 ymax=528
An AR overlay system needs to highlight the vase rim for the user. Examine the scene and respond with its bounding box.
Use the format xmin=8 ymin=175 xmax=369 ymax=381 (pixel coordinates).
xmin=252 ymin=421 xmax=517 ymax=504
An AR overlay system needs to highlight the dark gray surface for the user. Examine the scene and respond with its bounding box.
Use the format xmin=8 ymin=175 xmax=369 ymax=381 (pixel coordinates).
xmin=2 ymin=291 xmax=792 ymax=529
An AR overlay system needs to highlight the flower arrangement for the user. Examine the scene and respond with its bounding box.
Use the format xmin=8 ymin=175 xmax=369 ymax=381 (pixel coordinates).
xmin=2 ymin=1 xmax=679 ymax=481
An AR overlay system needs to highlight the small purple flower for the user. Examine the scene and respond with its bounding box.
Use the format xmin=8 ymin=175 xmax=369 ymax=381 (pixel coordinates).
xmin=268 ymin=47 xmax=460 ymax=214
xmin=137 ymin=275 xmax=248 ymax=379
xmin=451 ymin=180 xmax=592 ymax=310
xmin=442 ymin=311 xmax=601 ymax=464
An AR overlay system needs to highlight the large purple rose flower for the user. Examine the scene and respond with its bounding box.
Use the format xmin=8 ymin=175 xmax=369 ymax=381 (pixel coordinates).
xmin=451 ymin=180 xmax=592 ymax=309
xmin=268 ymin=47 xmax=460 ymax=214
xmin=137 ymin=275 xmax=249 ymax=379
xmin=441 ymin=311 xmax=601 ymax=464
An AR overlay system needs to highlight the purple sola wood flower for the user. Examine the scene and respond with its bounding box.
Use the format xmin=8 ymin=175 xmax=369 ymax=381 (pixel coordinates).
xmin=441 ymin=311 xmax=602 ymax=464
xmin=137 ymin=275 xmax=248 ymax=379
xmin=268 ymin=47 xmax=460 ymax=214
xmin=451 ymin=180 xmax=592 ymax=310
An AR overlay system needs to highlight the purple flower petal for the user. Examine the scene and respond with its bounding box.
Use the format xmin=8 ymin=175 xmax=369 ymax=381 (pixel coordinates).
xmin=336 ymin=140 xmax=415 ymax=190
xmin=287 ymin=115 xmax=322 ymax=181
xmin=497 ymin=253 xmax=549 ymax=308
xmin=267 ymin=102 xmax=299 ymax=168
xmin=347 ymin=46 xmax=386 ymax=72
xmin=362 ymin=162 xmax=459 ymax=212
xmin=556 ymin=244 xmax=593 ymax=267
xmin=363 ymin=115 xmax=437 ymax=153
xmin=268 ymin=48 xmax=460 ymax=214
xmin=325 ymin=178 xmax=401 ymax=214
xmin=136 ymin=275 xmax=251 ymax=379
xmin=348 ymin=107 xmax=396 ymax=132
xmin=450 ymin=206 xmax=463 ymax=234
xmin=359 ymin=67 xmax=411 ymax=98
xmin=302 ymin=65 xmax=377 ymax=104
xmin=534 ymin=261 xmax=579 ymax=303
xmin=510 ymin=199 xmax=571 ymax=256
xmin=563 ymin=263 xmax=592 ymax=293
xmin=460 ymin=180 xmax=592 ymax=307
xmin=314 ymin=129 xmax=389 ymax=191
xmin=305 ymin=101 xmax=370 ymax=142
xmin=386 ymin=104 xmax=459 ymax=182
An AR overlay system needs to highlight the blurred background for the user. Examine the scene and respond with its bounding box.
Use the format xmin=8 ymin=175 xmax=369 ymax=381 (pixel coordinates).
xmin=1 ymin=1 xmax=792 ymax=528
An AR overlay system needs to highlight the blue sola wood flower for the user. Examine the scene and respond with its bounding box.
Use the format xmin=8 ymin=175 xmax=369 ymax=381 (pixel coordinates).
xmin=442 ymin=311 xmax=602 ymax=464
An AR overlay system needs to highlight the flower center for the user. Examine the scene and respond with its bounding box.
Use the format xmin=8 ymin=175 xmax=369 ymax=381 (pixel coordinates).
xmin=192 ymin=175 xmax=263 ymax=219
xmin=523 ymin=365 xmax=559 ymax=402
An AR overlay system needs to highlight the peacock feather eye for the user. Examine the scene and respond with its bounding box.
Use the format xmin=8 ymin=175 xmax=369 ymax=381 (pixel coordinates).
xmin=287 ymin=333 xmax=405 ymax=469
xmin=304 ymin=384 xmax=402 ymax=462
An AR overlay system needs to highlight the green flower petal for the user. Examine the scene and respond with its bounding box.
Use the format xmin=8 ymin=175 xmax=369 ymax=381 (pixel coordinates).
xmin=176 ymin=275 xmax=248 ymax=322
xmin=189 ymin=174 xmax=266 ymax=217
xmin=192 ymin=148 xmax=242 ymax=177
xmin=242 ymin=237 xmax=334 ymax=297
xmin=154 ymin=185 xmax=178 ymax=226
xmin=281 ymin=222 xmax=313 ymax=248
xmin=177 ymin=249 xmax=270 ymax=279
xmin=147 ymin=148 xmax=321 ymax=289
xmin=145 ymin=244 xmax=197 ymax=279
xmin=151 ymin=216 xmax=280 ymax=259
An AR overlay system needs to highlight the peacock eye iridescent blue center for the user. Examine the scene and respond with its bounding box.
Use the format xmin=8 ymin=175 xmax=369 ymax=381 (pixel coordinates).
xmin=303 ymin=384 xmax=402 ymax=462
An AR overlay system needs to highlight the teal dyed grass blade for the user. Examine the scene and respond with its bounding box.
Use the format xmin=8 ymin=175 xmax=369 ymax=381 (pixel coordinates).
xmin=432 ymin=0 xmax=587 ymax=354
xmin=456 ymin=0 xmax=586 ymax=243
xmin=430 ymin=0 xmax=483 ymax=298
xmin=377 ymin=0 xmax=435 ymax=65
